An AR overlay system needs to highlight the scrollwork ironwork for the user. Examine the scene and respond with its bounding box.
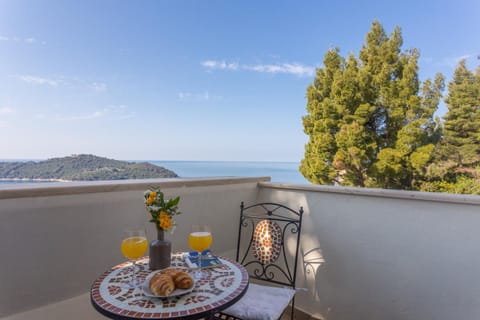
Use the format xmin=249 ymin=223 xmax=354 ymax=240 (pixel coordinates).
xmin=237 ymin=203 xmax=303 ymax=288
xmin=234 ymin=202 xmax=303 ymax=320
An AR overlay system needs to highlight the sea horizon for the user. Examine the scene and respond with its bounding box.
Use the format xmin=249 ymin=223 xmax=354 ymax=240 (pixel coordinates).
xmin=0 ymin=159 xmax=309 ymax=185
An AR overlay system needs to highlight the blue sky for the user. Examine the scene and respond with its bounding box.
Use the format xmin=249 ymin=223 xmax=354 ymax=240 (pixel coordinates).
xmin=0 ymin=0 xmax=479 ymax=161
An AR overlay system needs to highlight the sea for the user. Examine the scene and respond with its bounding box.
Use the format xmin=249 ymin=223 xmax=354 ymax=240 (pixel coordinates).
xmin=0 ymin=160 xmax=309 ymax=185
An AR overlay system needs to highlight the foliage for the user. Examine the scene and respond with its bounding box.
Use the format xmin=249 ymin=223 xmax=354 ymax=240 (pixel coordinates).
xmin=0 ymin=154 xmax=178 ymax=181
xmin=439 ymin=59 xmax=480 ymax=166
xmin=421 ymin=175 xmax=480 ymax=195
xmin=300 ymin=20 xmax=444 ymax=190
xmin=144 ymin=187 xmax=181 ymax=231
xmin=420 ymin=60 xmax=480 ymax=193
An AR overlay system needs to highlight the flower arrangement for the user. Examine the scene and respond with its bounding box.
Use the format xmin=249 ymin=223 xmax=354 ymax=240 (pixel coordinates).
xmin=144 ymin=187 xmax=181 ymax=232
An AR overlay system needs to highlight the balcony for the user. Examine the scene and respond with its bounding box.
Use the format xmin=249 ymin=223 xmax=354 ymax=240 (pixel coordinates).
xmin=1 ymin=177 xmax=480 ymax=320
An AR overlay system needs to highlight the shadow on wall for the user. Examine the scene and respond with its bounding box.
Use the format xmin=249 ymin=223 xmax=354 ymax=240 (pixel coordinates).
xmin=303 ymin=247 xmax=325 ymax=276
xmin=301 ymin=246 xmax=326 ymax=319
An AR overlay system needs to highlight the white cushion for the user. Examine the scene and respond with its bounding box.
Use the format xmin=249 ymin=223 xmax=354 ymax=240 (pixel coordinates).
xmin=222 ymin=283 xmax=296 ymax=320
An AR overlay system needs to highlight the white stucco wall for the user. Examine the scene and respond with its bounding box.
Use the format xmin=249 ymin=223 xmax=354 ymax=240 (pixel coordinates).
xmin=257 ymin=183 xmax=480 ymax=320
xmin=0 ymin=177 xmax=266 ymax=317
xmin=3 ymin=178 xmax=480 ymax=320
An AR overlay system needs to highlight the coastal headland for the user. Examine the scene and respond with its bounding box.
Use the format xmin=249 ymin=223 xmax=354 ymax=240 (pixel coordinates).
xmin=0 ymin=154 xmax=178 ymax=181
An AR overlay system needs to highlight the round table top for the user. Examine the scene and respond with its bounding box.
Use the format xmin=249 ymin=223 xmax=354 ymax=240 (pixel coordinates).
xmin=91 ymin=254 xmax=249 ymax=320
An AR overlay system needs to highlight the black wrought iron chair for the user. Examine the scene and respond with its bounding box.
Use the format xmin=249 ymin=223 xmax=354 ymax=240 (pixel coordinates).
xmin=214 ymin=201 xmax=304 ymax=320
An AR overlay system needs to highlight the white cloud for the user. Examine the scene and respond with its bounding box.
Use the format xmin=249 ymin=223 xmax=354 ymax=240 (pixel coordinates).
xmin=58 ymin=110 xmax=106 ymax=121
xmin=56 ymin=105 xmax=134 ymax=121
xmin=244 ymin=63 xmax=315 ymax=76
xmin=201 ymin=60 xmax=239 ymax=70
xmin=91 ymin=111 xmax=105 ymax=118
xmin=91 ymin=82 xmax=107 ymax=93
xmin=177 ymin=92 xmax=192 ymax=100
xmin=177 ymin=91 xmax=222 ymax=101
xmin=201 ymin=59 xmax=315 ymax=77
xmin=0 ymin=107 xmax=15 ymax=114
xmin=438 ymin=54 xmax=473 ymax=68
xmin=18 ymin=75 xmax=58 ymax=87
xmin=0 ymin=35 xmax=46 ymax=45
xmin=17 ymin=75 xmax=109 ymax=91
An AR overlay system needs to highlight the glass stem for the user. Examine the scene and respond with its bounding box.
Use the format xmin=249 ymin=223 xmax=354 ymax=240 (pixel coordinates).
xmin=198 ymin=251 xmax=202 ymax=271
xmin=131 ymin=260 xmax=136 ymax=285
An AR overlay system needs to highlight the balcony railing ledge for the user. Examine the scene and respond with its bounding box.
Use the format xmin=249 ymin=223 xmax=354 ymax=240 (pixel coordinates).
xmin=0 ymin=176 xmax=271 ymax=200
xmin=259 ymin=181 xmax=480 ymax=205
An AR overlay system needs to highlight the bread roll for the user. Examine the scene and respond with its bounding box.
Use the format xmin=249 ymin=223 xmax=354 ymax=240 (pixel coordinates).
xmin=149 ymin=273 xmax=175 ymax=296
xmin=173 ymin=271 xmax=193 ymax=289
xmin=162 ymin=268 xmax=181 ymax=278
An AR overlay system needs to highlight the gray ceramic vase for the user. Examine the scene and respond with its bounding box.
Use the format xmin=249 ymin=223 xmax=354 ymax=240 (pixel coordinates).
xmin=149 ymin=229 xmax=171 ymax=270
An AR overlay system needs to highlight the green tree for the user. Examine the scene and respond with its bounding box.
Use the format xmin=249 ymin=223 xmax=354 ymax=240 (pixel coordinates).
xmin=422 ymin=59 xmax=480 ymax=194
xmin=300 ymin=20 xmax=444 ymax=189
xmin=441 ymin=59 xmax=480 ymax=166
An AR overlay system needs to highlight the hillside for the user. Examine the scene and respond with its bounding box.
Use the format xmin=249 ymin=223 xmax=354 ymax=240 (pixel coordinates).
xmin=0 ymin=154 xmax=178 ymax=181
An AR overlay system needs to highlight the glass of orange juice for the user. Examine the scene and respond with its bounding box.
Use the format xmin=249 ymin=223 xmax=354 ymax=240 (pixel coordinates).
xmin=188 ymin=225 xmax=212 ymax=279
xmin=121 ymin=229 xmax=148 ymax=288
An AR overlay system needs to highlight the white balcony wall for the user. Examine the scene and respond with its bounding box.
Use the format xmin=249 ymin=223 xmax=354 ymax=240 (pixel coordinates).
xmin=257 ymin=183 xmax=480 ymax=320
xmin=0 ymin=177 xmax=267 ymax=318
xmin=3 ymin=178 xmax=480 ymax=320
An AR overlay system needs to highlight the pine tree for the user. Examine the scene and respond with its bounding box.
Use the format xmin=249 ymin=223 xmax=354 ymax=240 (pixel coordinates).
xmin=300 ymin=20 xmax=444 ymax=189
xmin=422 ymin=60 xmax=480 ymax=194
xmin=442 ymin=59 xmax=480 ymax=166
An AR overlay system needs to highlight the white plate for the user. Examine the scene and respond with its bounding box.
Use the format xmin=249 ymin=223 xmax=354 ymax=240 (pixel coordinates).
xmin=142 ymin=269 xmax=195 ymax=298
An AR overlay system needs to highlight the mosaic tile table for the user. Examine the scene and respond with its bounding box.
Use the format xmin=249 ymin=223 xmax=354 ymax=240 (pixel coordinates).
xmin=91 ymin=255 xmax=249 ymax=320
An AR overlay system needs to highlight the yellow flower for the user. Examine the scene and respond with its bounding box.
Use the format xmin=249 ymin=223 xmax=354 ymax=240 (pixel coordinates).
xmin=158 ymin=211 xmax=172 ymax=230
xmin=146 ymin=192 xmax=156 ymax=205
xmin=144 ymin=188 xmax=181 ymax=232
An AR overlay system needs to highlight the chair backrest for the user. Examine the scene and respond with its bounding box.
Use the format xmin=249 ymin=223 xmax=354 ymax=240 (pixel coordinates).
xmin=235 ymin=201 xmax=304 ymax=289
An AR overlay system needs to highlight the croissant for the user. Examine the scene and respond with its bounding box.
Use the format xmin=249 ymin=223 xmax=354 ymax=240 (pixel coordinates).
xmin=173 ymin=271 xmax=193 ymax=289
xmin=149 ymin=273 xmax=175 ymax=296
xmin=162 ymin=268 xmax=181 ymax=278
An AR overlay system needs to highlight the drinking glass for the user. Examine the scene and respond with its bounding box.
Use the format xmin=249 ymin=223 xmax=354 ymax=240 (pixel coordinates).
xmin=121 ymin=229 xmax=148 ymax=288
xmin=188 ymin=224 xmax=212 ymax=279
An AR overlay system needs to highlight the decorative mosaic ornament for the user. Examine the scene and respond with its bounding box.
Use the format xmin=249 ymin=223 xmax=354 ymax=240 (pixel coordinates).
xmin=252 ymin=220 xmax=282 ymax=264
xmin=91 ymin=256 xmax=249 ymax=319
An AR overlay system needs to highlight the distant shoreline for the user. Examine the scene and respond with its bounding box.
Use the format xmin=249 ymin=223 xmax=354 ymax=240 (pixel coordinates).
xmin=0 ymin=159 xmax=300 ymax=164
xmin=0 ymin=178 xmax=71 ymax=183
xmin=0 ymin=154 xmax=178 ymax=182
xmin=0 ymin=158 xmax=307 ymax=184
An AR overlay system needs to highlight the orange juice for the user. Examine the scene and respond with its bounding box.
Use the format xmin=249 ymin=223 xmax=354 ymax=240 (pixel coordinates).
xmin=188 ymin=231 xmax=212 ymax=252
xmin=121 ymin=236 xmax=148 ymax=260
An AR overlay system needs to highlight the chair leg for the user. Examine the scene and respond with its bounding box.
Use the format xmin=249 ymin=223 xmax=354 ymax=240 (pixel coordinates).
xmin=290 ymin=296 xmax=295 ymax=320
